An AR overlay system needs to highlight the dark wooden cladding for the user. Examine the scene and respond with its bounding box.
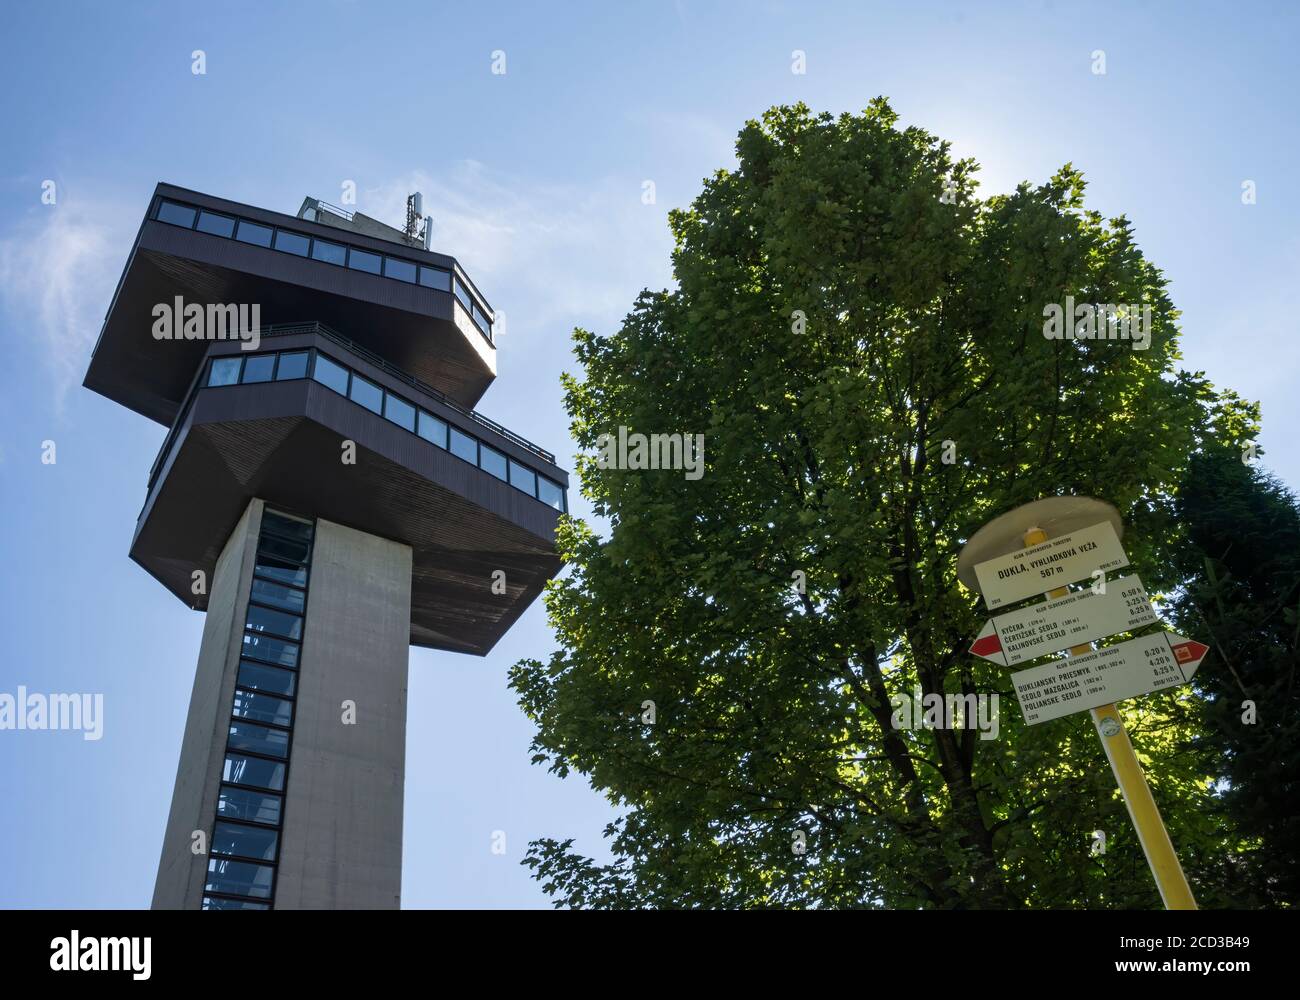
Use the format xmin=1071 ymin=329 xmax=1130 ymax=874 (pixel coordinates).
xmin=146 ymin=223 xmax=457 ymax=324
xmin=83 ymin=183 xmax=496 ymax=427
xmin=154 ymin=182 xmax=463 ymax=277
xmin=132 ymin=377 xmax=564 ymax=656
xmin=201 ymin=331 xmax=565 ymax=475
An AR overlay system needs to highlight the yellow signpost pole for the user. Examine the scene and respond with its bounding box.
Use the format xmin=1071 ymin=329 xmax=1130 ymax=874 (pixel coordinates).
xmin=1022 ymin=526 xmax=1197 ymax=910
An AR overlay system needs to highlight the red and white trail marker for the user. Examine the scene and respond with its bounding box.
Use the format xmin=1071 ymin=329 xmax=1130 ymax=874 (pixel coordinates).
xmin=1010 ymin=631 xmax=1211 ymax=726
xmin=969 ymin=575 xmax=1158 ymax=667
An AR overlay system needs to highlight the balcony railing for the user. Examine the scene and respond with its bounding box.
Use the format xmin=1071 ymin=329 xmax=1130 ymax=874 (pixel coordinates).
xmin=145 ymin=322 xmax=560 ymax=502
xmin=266 ymin=323 xmax=554 ymax=462
xmin=311 ymin=199 xmax=354 ymax=222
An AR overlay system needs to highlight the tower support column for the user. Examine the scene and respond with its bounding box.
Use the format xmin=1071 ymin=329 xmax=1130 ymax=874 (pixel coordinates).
xmin=275 ymin=515 xmax=412 ymax=908
xmin=151 ymin=498 xmax=412 ymax=909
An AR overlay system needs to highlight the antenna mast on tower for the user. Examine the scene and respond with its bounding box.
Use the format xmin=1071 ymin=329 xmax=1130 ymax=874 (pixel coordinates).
xmin=405 ymin=192 xmax=433 ymax=249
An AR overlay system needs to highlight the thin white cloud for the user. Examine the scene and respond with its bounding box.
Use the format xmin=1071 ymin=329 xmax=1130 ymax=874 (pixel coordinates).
xmin=1178 ymin=239 xmax=1300 ymax=398
xmin=632 ymin=109 xmax=740 ymax=175
xmin=0 ymin=196 xmax=131 ymax=412
xmin=357 ymin=163 xmax=675 ymax=336
xmin=0 ymin=169 xmax=675 ymax=413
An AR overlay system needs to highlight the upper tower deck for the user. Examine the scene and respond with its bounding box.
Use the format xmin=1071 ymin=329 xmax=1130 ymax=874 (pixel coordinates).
xmin=84 ymin=183 xmax=498 ymax=425
xmin=83 ymin=184 xmax=564 ymax=655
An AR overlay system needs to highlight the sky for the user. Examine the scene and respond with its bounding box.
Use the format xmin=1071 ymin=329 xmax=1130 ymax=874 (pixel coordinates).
xmin=0 ymin=0 xmax=1296 ymax=909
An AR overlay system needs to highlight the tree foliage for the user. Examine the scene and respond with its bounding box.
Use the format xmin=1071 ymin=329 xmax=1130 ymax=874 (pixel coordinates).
xmin=1167 ymin=431 xmax=1300 ymax=907
xmin=511 ymin=100 xmax=1266 ymax=908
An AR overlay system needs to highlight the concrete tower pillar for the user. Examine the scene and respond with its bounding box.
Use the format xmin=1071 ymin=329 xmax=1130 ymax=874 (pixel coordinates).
xmin=152 ymin=499 xmax=412 ymax=909
xmin=275 ymin=515 xmax=411 ymax=908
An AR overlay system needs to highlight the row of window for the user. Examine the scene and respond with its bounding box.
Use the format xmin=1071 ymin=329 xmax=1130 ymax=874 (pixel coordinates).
xmin=201 ymin=509 xmax=316 ymax=911
xmin=205 ymin=347 xmax=567 ymax=512
xmin=155 ymin=198 xmax=494 ymax=341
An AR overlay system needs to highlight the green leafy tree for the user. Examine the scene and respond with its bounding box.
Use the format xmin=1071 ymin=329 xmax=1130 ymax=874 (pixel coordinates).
xmin=1167 ymin=428 xmax=1300 ymax=907
xmin=512 ymin=100 xmax=1254 ymax=908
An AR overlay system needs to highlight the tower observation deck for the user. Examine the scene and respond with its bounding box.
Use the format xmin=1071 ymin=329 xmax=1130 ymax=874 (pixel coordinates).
xmin=84 ymin=183 xmax=567 ymax=909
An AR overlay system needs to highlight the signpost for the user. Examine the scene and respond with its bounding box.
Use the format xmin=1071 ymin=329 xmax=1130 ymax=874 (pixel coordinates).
xmin=969 ymin=574 xmax=1157 ymax=667
xmin=1010 ymin=631 xmax=1210 ymax=725
xmin=957 ymin=496 xmax=1206 ymax=911
xmin=972 ymin=519 xmax=1130 ymax=610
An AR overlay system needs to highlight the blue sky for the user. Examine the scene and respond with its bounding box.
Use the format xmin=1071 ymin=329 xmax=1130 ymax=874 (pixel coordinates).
xmin=1 ymin=1 xmax=1296 ymax=908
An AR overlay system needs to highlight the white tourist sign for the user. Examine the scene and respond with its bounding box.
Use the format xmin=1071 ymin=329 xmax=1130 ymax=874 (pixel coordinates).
xmin=972 ymin=520 xmax=1130 ymax=610
xmin=1010 ymin=632 xmax=1210 ymax=726
xmin=969 ymin=574 xmax=1158 ymax=667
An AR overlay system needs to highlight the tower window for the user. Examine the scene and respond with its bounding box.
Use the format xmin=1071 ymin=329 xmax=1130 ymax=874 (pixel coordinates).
xmin=156 ymin=201 xmax=196 ymax=227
